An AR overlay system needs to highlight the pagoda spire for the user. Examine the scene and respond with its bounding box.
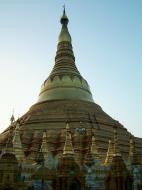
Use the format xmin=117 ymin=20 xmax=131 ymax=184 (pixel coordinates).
xmin=58 ymin=6 xmax=71 ymax=43
xmin=52 ymin=7 xmax=77 ymax=78
xmin=105 ymin=128 xmax=121 ymax=165
xmin=41 ymin=131 xmax=49 ymax=160
xmin=12 ymin=120 xmax=25 ymax=162
xmin=91 ymin=135 xmax=100 ymax=160
xmin=4 ymin=117 xmax=15 ymax=154
xmin=61 ymin=5 xmax=68 ymax=25
xmin=105 ymin=140 xmax=114 ymax=165
xmin=84 ymin=135 xmax=99 ymax=167
xmin=38 ymin=8 xmax=93 ymax=103
xmin=63 ymin=123 xmax=74 ymax=157
xmin=10 ymin=114 xmax=15 ymax=125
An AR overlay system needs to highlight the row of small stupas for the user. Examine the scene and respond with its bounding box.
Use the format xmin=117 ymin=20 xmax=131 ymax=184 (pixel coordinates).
xmin=0 ymin=116 xmax=141 ymax=190
xmin=0 ymin=8 xmax=142 ymax=190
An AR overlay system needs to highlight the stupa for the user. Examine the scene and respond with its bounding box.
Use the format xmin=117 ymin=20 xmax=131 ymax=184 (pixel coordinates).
xmin=0 ymin=7 xmax=142 ymax=171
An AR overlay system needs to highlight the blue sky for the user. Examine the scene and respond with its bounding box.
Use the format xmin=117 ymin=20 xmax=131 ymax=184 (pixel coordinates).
xmin=0 ymin=0 xmax=141 ymax=137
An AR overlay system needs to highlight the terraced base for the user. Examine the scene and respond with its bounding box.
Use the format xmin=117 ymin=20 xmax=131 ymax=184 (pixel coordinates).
xmin=0 ymin=99 xmax=142 ymax=164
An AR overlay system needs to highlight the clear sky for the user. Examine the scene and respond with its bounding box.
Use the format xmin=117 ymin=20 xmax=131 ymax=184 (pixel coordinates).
xmin=0 ymin=0 xmax=142 ymax=137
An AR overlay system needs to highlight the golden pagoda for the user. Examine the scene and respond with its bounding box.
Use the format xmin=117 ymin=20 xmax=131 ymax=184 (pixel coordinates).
xmin=0 ymin=8 xmax=142 ymax=190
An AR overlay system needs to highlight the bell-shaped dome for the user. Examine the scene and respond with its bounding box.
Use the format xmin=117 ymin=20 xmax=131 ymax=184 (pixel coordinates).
xmin=38 ymin=8 xmax=93 ymax=103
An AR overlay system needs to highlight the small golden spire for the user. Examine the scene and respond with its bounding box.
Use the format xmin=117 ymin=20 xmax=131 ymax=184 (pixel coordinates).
xmin=105 ymin=139 xmax=114 ymax=165
xmin=91 ymin=135 xmax=99 ymax=160
xmin=63 ymin=123 xmax=74 ymax=156
xmin=4 ymin=125 xmax=14 ymax=154
xmin=41 ymin=131 xmax=49 ymax=160
xmin=12 ymin=121 xmax=25 ymax=161
xmin=84 ymin=135 xmax=100 ymax=167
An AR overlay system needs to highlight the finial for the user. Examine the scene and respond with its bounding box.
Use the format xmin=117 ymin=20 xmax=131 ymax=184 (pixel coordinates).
xmin=63 ymin=4 xmax=65 ymax=15
xmin=10 ymin=113 xmax=15 ymax=125
xmin=60 ymin=5 xmax=69 ymax=26
xmin=10 ymin=108 xmax=15 ymax=122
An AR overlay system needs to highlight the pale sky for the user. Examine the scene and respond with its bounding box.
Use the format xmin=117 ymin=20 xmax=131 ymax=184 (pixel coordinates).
xmin=0 ymin=0 xmax=142 ymax=137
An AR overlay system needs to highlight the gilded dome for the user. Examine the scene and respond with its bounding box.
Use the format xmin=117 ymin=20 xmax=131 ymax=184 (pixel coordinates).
xmin=37 ymin=9 xmax=93 ymax=103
